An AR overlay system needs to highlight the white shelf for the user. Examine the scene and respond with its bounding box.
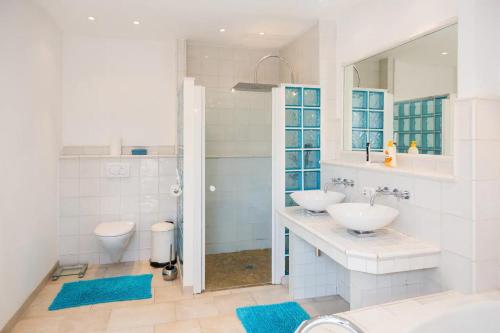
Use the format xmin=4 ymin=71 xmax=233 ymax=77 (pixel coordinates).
xmin=321 ymin=159 xmax=455 ymax=182
xmin=60 ymin=154 xmax=176 ymax=159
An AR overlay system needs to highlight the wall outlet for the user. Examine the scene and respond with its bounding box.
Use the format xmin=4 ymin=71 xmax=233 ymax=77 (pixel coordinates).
xmin=362 ymin=187 xmax=375 ymax=197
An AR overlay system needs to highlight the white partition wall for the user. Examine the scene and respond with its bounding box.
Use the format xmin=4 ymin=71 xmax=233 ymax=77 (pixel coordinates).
xmin=181 ymin=78 xmax=205 ymax=293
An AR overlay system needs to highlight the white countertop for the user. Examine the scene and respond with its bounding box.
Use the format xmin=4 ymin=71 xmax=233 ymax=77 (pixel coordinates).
xmin=278 ymin=207 xmax=440 ymax=274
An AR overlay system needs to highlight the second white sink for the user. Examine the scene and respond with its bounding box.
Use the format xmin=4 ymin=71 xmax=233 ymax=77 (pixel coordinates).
xmin=290 ymin=190 xmax=345 ymax=212
xmin=326 ymin=203 xmax=399 ymax=232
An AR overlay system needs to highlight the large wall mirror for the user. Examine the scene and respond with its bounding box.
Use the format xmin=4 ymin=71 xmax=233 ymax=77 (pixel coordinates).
xmin=343 ymin=24 xmax=457 ymax=156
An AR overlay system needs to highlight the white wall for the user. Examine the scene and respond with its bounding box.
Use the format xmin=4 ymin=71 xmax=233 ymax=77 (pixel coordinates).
xmin=394 ymin=60 xmax=456 ymax=101
xmin=58 ymin=156 xmax=178 ymax=265
xmin=321 ymin=0 xmax=500 ymax=294
xmin=279 ymin=25 xmax=320 ymax=85
xmin=0 ymin=0 xmax=61 ymax=329
xmin=62 ymin=34 xmax=178 ymax=147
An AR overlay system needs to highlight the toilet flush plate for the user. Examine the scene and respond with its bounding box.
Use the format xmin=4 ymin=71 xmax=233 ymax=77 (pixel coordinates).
xmin=106 ymin=163 xmax=130 ymax=178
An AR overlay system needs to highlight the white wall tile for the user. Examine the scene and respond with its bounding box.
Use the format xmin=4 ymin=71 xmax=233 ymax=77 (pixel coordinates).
xmin=60 ymin=178 xmax=79 ymax=197
xmin=60 ymin=159 xmax=79 ymax=178
xmin=79 ymin=178 xmax=100 ymax=197
xmin=79 ymin=159 xmax=101 ymax=178
xmin=79 ymin=197 xmax=100 ymax=215
xmin=59 ymin=217 xmax=79 ymax=236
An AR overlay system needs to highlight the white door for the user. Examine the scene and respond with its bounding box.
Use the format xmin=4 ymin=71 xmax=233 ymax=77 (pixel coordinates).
xmin=182 ymin=78 xmax=205 ymax=294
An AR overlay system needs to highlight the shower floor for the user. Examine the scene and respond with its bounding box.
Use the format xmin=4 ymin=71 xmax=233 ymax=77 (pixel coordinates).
xmin=205 ymin=248 xmax=271 ymax=291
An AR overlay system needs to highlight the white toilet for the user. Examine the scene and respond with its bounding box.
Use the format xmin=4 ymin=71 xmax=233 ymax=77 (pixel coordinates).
xmin=94 ymin=221 xmax=135 ymax=263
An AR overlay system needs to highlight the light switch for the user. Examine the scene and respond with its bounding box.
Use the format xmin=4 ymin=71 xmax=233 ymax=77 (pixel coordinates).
xmin=105 ymin=163 xmax=130 ymax=178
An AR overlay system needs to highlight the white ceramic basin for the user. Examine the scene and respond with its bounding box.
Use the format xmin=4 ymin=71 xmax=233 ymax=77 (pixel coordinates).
xmin=326 ymin=203 xmax=399 ymax=232
xmin=290 ymin=190 xmax=345 ymax=212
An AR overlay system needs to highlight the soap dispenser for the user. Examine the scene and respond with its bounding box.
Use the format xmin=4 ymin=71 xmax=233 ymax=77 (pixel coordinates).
xmin=384 ymin=140 xmax=397 ymax=167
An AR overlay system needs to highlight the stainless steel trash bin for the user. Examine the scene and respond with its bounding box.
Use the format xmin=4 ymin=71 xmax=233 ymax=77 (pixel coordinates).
xmin=150 ymin=221 xmax=175 ymax=268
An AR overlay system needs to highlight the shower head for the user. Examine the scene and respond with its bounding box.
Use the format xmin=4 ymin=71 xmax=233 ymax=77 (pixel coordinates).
xmin=232 ymin=54 xmax=295 ymax=92
xmin=232 ymin=82 xmax=277 ymax=92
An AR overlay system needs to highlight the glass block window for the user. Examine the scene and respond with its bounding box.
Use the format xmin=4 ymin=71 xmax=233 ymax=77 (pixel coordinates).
xmin=351 ymin=89 xmax=385 ymax=152
xmin=284 ymin=86 xmax=321 ymax=276
xmin=393 ymin=95 xmax=446 ymax=155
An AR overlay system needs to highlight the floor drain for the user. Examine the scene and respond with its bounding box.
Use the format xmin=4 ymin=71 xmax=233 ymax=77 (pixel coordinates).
xmin=244 ymin=264 xmax=254 ymax=270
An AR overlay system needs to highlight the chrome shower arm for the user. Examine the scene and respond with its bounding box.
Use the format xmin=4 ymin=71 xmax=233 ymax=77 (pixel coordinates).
xmin=254 ymin=54 xmax=296 ymax=84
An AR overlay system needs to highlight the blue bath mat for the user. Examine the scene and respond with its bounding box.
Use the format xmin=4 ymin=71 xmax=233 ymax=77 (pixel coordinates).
xmin=49 ymin=274 xmax=153 ymax=310
xmin=236 ymin=302 xmax=310 ymax=333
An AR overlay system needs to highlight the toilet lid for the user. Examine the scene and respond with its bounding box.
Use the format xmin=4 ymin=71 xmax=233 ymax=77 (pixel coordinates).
xmin=94 ymin=221 xmax=135 ymax=237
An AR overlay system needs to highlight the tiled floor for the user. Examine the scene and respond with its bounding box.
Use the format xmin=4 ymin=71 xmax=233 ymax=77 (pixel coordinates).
xmin=9 ymin=260 xmax=349 ymax=333
xmin=205 ymin=249 xmax=271 ymax=291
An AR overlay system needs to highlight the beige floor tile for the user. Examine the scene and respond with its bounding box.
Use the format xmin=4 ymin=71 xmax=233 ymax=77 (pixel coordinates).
xmin=58 ymin=309 xmax=111 ymax=333
xmin=10 ymin=316 xmax=64 ymax=333
xmin=174 ymin=298 xmax=219 ymax=321
xmin=106 ymin=326 xmax=154 ymax=333
xmin=299 ymin=297 xmax=350 ymax=317
xmin=251 ymin=286 xmax=292 ymax=305
xmin=212 ymin=293 xmax=256 ymax=315
xmin=154 ymin=284 xmax=193 ymax=303
xmin=155 ymin=319 xmax=201 ymax=333
xmin=107 ymin=303 xmax=175 ymax=330
xmin=229 ymin=284 xmax=275 ymax=295
xmin=22 ymin=302 xmax=92 ymax=319
xmin=199 ymin=314 xmax=245 ymax=333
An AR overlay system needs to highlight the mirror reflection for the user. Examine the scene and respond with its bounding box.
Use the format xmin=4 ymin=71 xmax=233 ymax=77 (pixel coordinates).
xmin=343 ymin=24 xmax=457 ymax=155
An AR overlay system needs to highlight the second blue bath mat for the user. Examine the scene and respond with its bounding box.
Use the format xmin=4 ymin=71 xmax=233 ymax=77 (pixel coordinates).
xmin=236 ymin=301 xmax=310 ymax=333
xmin=49 ymin=274 xmax=153 ymax=310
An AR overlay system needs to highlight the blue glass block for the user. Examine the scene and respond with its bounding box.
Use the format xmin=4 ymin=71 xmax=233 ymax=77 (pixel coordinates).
xmin=414 ymin=118 xmax=422 ymax=131
xmin=286 ymin=129 xmax=302 ymax=148
xmin=369 ymin=131 xmax=384 ymax=150
xmin=303 ymin=88 xmax=320 ymax=107
xmin=303 ymin=129 xmax=320 ymax=148
xmin=352 ymin=110 xmax=367 ymax=129
xmin=435 ymin=98 xmax=443 ymax=114
xmin=393 ymin=118 xmax=399 ymax=131
xmin=403 ymin=118 xmax=410 ymax=131
xmin=285 ymin=151 xmax=302 ymax=170
xmin=398 ymin=133 xmax=405 ymax=146
xmin=413 ymin=102 xmax=422 ymax=116
xmin=403 ymin=133 xmax=410 ymax=147
xmin=426 ymin=133 xmax=435 ymax=148
xmin=435 ymin=133 xmax=442 ymax=149
xmin=303 ymin=150 xmax=320 ymax=169
xmin=303 ymin=108 xmax=320 ymax=128
xmin=410 ymin=118 xmax=416 ymax=131
xmin=415 ymin=133 xmax=422 ymax=147
xmin=286 ymin=108 xmax=301 ymax=127
xmin=425 ymin=100 xmax=435 ymax=114
xmin=304 ymin=171 xmax=321 ymax=190
xmin=352 ymin=130 xmax=367 ymax=150
xmin=424 ymin=116 xmax=435 ymax=131
xmin=403 ymin=103 xmax=410 ymax=116
xmin=285 ymin=256 xmax=289 ymax=275
xmin=352 ymin=90 xmax=368 ymax=109
xmin=285 ymin=171 xmax=302 ymax=191
xmin=397 ymin=103 xmax=404 ymax=117
xmin=369 ymin=91 xmax=384 ymax=110
xmin=369 ymin=112 xmax=383 ymax=129
xmin=285 ymin=87 xmax=302 ymax=106
xmin=285 ymin=192 xmax=298 ymax=207
xmin=435 ymin=115 xmax=442 ymax=131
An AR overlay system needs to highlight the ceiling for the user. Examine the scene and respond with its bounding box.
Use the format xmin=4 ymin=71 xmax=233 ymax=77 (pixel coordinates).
xmin=34 ymin=0 xmax=359 ymax=49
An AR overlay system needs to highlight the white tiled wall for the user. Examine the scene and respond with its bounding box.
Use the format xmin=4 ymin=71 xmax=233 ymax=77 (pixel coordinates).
xmin=58 ymin=156 xmax=178 ymax=265
xmin=187 ymin=42 xmax=278 ymax=157
xmin=205 ymin=157 xmax=272 ymax=254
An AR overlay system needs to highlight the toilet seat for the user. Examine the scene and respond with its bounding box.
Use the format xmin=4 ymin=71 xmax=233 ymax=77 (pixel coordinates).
xmin=94 ymin=221 xmax=135 ymax=237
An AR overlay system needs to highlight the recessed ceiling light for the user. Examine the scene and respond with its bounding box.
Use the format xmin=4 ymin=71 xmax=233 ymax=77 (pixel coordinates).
xmin=219 ymin=28 xmax=226 ymax=33
xmin=133 ymin=20 xmax=140 ymax=25
xmin=259 ymin=32 xmax=265 ymax=36
xmin=88 ymin=16 xmax=95 ymax=21
xmin=441 ymin=51 xmax=448 ymax=55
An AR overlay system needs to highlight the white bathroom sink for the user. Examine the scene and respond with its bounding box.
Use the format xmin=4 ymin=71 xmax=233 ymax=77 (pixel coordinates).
xmin=326 ymin=203 xmax=399 ymax=232
xmin=290 ymin=190 xmax=345 ymax=212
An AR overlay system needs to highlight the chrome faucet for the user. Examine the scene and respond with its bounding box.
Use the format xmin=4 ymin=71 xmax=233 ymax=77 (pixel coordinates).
xmin=295 ymin=314 xmax=364 ymax=333
xmin=323 ymin=178 xmax=355 ymax=193
xmin=369 ymin=186 xmax=410 ymax=206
